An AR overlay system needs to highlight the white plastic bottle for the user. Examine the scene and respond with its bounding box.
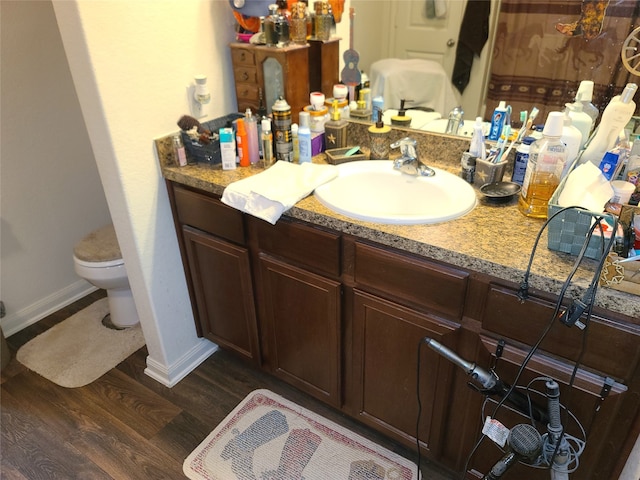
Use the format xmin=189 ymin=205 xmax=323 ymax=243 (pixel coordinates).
xmin=518 ymin=111 xmax=568 ymax=218
xmin=580 ymin=83 xmax=638 ymax=166
xmin=565 ymin=101 xmax=592 ymax=149
xmin=576 ymin=80 xmax=600 ymax=127
xmin=469 ymin=116 xmax=486 ymax=160
xmin=561 ymin=110 xmax=583 ymax=175
xmin=298 ymin=111 xmax=312 ymax=163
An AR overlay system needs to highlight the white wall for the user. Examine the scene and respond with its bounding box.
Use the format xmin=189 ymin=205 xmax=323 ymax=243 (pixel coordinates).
xmin=0 ymin=0 xmax=112 ymax=335
xmin=2 ymin=0 xmax=350 ymax=386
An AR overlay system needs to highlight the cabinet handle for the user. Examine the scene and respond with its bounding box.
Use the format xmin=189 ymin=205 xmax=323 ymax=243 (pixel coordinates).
xmin=240 ymin=52 xmax=246 ymax=61
xmin=242 ymin=72 xmax=249 ymax=81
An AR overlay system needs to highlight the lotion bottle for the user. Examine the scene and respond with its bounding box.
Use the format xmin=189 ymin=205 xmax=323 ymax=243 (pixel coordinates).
xmin=368 ymin=109 xmax=391 ymax=160
xmin=580 ymin=83 xmax=638 ymax=166
xmin=298 ymin=111 xmax=312 ymax=163
xmin=324 ymin=99 xmax=348 ymax=150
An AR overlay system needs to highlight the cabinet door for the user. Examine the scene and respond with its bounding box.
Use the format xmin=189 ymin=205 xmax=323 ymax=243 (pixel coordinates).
xmin=463 ymin=335 xmax=630 ymax=480
xmin=351 ymin=289 xmax=460 ymax=457
xmin=259 ymin=255 xmax=342 ymax=407
xmin=183 ymin=226 xmax=259 ymax=363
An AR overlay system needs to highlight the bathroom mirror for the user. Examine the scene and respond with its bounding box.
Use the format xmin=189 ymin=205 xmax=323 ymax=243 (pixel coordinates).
xmin=351 ymin=0 xmax=639 ymax=136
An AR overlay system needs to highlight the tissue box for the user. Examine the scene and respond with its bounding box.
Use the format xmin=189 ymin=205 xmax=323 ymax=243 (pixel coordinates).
xmin=547 ymin=170 xmax=616 ymax=260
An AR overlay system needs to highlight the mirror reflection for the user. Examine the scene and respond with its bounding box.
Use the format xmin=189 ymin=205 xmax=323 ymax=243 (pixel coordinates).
xmin=352 ymin=0 xmax=639 ymax=136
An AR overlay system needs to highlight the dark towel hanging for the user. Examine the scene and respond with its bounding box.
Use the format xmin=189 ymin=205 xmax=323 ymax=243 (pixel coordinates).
xmin=452 ymin=0 xmax=491 ymax=94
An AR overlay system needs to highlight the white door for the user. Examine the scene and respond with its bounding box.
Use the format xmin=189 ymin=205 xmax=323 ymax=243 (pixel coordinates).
xmin=387 ymin=0 xmax=465 ymax=77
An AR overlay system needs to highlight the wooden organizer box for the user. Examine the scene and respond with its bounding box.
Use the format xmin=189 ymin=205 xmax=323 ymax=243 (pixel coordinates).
xmin=230 ymin=40 xmax=339 ymax=124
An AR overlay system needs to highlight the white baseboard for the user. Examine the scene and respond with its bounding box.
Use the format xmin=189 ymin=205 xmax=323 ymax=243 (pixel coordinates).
xmin=1 ymin=280 xmax=97 ymax=337
xmin=144 ymin=337 xmax=218 ymax=388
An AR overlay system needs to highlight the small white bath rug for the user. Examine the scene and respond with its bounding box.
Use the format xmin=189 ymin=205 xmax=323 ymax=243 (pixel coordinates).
xmin=184 ymin=389 xmax=420 ymax=480
xmin=16 ymin=298 xmax=145 ymax=388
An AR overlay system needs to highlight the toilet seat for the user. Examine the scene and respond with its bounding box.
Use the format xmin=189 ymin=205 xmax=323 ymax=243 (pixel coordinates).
xmin=74 ymin=224 xmax=123 ymax=266
xmin=73 ymin=255 xmax=124 ymax=269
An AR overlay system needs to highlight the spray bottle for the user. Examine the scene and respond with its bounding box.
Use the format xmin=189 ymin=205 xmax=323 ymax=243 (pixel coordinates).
xmin=469 ymin=117 xmax=486 ymax=160
xmin=580 ymin=83 xmax=638 ymax=166
xmin=575 ymin=80 xmax=600 ymax=127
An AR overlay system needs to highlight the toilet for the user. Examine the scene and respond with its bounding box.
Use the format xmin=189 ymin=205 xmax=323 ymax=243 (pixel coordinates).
xmin=73 ymin=224 xmax=139 ymax=328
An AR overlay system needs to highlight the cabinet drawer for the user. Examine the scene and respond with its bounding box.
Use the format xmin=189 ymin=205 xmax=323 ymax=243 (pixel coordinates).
xmin=251 ymin=217 xmax=340 ymax=277
xmin=480 ymin=283 xmax=640 ymax=381
xmin=353 ymin=242 xmax=468 ymax=320
xmin=235 ymin=82 xmax=260 ymax=101
xmin=233 ymin=66 xmax=258 ymax=85
xmin=173 ymin=185 xmax=245 ymax=245
xmin=231 ymin=47 xmax=255 ymax=66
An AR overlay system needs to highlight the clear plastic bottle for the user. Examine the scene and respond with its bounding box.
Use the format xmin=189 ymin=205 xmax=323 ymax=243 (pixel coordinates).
xmin=261 ymin=119 xmax=274 ymax=167
xmin=298 ymin=111 xmax=312 ymax=163
xmin=518 ymin=112 xmax=568 ymax=218
xmin=244 ymin=108 xmax=260 ymax=166
xmin=291 ymin=123 xmax=300 ymax=162
xmin=172 ymin=134 xmax=187 ymax=167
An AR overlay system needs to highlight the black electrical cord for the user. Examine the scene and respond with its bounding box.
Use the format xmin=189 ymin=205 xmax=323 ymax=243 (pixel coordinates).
xmin=459 ymin=206 xmax=617 ymax=478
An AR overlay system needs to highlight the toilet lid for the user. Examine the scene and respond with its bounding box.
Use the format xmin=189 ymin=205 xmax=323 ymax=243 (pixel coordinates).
xmin=74 ymin=224 xmax=122 ymax=263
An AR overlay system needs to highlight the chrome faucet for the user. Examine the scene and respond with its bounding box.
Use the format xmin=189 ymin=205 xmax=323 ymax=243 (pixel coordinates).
xmin=391 ymin=137 xmax=435 ymax=177
xmin=445 ymin=106 xmax=464 ymax=135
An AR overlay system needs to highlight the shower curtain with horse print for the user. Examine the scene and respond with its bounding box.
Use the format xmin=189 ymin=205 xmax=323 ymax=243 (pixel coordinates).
xmin=486 ymin=0 xmax=639 ymax=125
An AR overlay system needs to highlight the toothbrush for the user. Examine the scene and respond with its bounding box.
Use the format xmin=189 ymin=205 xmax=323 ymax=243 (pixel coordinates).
xmin=516 ymin=111 xmax=528 ymax=142
xmin=488 ymin=125 xmax=511 ymax=163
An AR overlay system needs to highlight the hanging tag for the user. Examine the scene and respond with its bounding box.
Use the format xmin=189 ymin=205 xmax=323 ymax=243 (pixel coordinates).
xmin=482 ymin=417 xmax=509 ymax=448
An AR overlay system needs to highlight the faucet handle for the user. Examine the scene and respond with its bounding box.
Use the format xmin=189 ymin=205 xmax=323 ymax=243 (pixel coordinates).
xmin=390 ymin=137 xmax=417 ymax=156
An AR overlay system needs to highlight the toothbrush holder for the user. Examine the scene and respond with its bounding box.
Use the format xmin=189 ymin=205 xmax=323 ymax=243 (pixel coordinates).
xmin=475 ymin=158 xmax=507 ymax=186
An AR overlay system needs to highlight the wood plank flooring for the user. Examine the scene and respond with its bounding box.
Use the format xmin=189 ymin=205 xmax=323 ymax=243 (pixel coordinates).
xmin=1 ymin=290 xmax=456 ymax=479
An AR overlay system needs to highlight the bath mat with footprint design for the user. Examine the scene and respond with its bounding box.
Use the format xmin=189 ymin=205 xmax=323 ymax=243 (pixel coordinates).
xmin=184 ymin=389 xmax=419 ymax=480
xmin=16 ymin=298 xmax=145 ymax=388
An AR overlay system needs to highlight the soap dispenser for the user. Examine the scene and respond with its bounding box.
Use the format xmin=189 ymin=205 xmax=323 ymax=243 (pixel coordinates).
xmin=390 ymin=99 xmax=412 ymax=127
xmin=324 ymin=99 xmax=348 ymax=150
xmin=368 ymin=109 xmax=391 ymax=159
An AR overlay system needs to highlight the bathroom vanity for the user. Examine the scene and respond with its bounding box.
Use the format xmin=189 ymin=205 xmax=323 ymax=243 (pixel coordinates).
xmin=158 ymin=127 xmax=640 ymax=479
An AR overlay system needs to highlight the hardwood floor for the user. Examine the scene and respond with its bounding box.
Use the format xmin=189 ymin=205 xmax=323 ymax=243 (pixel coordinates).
xmin=1 ymin=290 xmax=456 ymax=479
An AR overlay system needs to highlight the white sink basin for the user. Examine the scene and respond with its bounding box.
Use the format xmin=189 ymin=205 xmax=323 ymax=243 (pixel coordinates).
xmin=314 ymin=160 xmax=476 ymax=225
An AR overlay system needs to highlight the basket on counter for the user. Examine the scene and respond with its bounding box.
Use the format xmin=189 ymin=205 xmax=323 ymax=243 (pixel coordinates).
xmin=181 ymin=113 xmax=243 ymax=165
xmin=547 ymin=169 xmax=617 ymax=260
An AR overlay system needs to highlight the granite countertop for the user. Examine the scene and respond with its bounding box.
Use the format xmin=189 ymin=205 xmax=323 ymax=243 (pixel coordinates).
xmin=156 ymin=122 xmax=640 ymax=321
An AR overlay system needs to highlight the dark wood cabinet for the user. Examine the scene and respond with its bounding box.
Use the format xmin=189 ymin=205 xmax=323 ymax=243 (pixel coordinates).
xmin=248 ymin=216 xmax=343 ymax=407
xmin=258 ymin=255 xmax=342 ymax=407
xmin=167 ymin=183 xmax=260 ymax=363
xmin=182 ymin=226 xmax=258 ymax=361
xmin=165 ymin=179 xmax=639 ymax=479
xmin=230 ymin=43 xmax=310 ymax=123
xmin=350 ymin=289 xmax=460 ymax=456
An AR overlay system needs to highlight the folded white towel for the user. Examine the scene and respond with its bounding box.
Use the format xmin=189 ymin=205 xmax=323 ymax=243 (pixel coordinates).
xmin=221 ymin=161 xmax=338 ymax=224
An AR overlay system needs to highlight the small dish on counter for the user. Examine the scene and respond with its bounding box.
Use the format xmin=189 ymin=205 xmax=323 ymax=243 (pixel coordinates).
xmin=479 ymin=181 xmax=521 ymax=203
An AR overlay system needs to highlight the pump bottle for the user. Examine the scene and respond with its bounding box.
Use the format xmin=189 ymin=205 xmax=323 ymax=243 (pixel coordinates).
xmin=324 ymin=99 xmax=348 ymax=150
xmin=580 ymin=83 xmax=638 ymax=166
